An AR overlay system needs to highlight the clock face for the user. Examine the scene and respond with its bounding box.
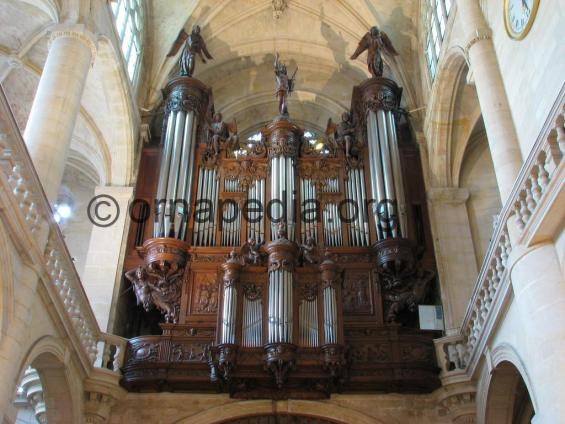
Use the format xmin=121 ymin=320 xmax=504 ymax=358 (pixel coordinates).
xmin=504 ymin=0 xmax=539 ymax=39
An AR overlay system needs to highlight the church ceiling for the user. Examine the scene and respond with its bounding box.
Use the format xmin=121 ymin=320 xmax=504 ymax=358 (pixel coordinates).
xmin=146 ymin=0 xmax=421 ymax=134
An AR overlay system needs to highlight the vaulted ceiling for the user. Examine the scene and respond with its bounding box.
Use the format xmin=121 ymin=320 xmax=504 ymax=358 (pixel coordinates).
xmin=145 ymin=0 xmax=422 ymax=136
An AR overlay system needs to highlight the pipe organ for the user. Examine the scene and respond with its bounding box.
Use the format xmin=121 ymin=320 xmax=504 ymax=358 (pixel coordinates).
xmin=121 ymin=30 xmax=441 ymax=398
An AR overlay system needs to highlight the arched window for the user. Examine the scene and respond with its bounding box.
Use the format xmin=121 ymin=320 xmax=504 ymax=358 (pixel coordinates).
xmin=110 ymin=0 xmax=144 ymax=82
xmin=424 ymin=0 xmax=452 ymax=80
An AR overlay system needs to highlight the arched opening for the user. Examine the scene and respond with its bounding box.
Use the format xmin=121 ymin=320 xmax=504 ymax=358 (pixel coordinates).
xmin=14 ymin=351 xmax=76 ymax=424
xmin=216 ymin=415 xmax=343 ymax=424
xmin=486 ymin=361 xmax=535 ymax=424
xmin=459 ymin=117 xmax=501 ymax=267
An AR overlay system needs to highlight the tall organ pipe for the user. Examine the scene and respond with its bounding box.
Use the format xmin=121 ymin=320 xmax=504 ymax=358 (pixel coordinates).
xmin=357 ymin=78 xmax=404 ymax=240
xmin=155 ymin=78 xmax=209 ymax=240
xmin=220 ymin=254 xmax=241 ymax=345
xmin=320 ymin=252 xmax=340 ymax=346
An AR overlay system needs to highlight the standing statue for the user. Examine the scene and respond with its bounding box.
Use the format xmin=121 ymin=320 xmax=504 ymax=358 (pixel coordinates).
xmin=350 ymin=26 xmax=398 ymax=78
xmin=274 ymin=53 xmax=297 ymax=116
xmin=171 ymin=25 xmax=213 ymax=77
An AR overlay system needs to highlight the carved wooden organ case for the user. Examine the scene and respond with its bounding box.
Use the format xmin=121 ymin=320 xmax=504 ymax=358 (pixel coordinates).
xmin=120 ymin=71 xmax=441 ymax=398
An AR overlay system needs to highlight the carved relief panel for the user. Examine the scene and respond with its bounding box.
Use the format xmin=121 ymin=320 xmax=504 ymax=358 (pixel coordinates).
xmin=186 ymin=271 xmax=220 ymax=320
xmin=342 ymin=269 xmax=375 ymax=317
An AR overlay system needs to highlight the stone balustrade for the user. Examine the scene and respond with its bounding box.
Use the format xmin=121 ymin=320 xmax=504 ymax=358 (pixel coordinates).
xmin=437 ymin=89 xmax=565 ymax=379
xmin=95 ymin=333 xmax=128 ymax=373
xmin=0 ymin=86 xmax=106 ymax=369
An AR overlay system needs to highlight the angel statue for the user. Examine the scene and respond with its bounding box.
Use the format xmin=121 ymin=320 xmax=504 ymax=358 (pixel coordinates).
xmin=167 ymin=25 xmax=213 ymax=77
xmin=326 ymin=111 xmax=356 ymax=158
xmin=350 ymin=26 xmax=398 ymax=78
xmin=274 ymin=53 xmax=298 ymax=116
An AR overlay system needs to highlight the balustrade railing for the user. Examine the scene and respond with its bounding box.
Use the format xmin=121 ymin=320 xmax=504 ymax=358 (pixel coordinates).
xmin=437 ymin=88 xmax=565 ymax=378
xmin=0 ymin=85 xmax=121 ymax=372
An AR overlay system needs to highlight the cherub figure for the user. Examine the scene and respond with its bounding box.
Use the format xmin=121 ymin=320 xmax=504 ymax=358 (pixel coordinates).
xmin=350 ymin=26 xmax=398 ymax=78
xmin=299 ymin=236 xmax=319 ymax=264
xmin=240 ymin=238 xmax=265 ymax=265
xmin=175 ymin=25 xmax=214 ymax=77
xmin=274 ymin=53 xmax=297 ymax=116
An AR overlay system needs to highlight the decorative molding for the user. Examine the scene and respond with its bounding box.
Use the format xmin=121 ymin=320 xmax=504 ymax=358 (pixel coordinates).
xmin=49 ymin=24 xmax=98 ymax=64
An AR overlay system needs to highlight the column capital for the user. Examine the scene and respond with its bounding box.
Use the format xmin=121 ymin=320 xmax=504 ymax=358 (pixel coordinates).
xmin=464 ymin=28 xmax=492 ymax=57
xmin=49 ymin=24 xmax=98 ymax=63
xmin=427 ymin=187 xmax=470 ymax=204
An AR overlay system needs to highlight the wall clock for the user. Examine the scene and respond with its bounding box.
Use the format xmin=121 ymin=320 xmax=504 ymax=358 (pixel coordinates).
xmin=504 ymin=0 xmax=540 ymax=40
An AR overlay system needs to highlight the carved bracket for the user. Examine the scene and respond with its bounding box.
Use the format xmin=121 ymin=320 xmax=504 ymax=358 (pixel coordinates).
xmin=264 ymin=343 xmax=297 ymax=389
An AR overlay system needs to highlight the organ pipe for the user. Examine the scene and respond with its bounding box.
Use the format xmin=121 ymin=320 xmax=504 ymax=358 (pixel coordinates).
xmin=154 ymin=78 xmax=209 ymax=240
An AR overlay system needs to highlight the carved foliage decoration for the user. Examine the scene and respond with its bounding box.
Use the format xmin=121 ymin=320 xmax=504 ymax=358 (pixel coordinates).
xmin=243 ymin=283 xmax=263 ymax=301
xmin=298 ymin=159 xmax=341 ymax=192
xmin=224 ymin=160 xmax=268 ymax=191
xmin=267 ymin=128 xmax=299 ymax=159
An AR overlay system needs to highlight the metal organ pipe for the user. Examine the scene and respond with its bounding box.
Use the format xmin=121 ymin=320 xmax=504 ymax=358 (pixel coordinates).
xmin=220 ymin=256 xmax=241 ymax=345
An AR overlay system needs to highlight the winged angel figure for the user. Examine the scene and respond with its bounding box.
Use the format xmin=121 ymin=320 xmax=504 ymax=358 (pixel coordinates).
xmin=350 ymin=26 xmax=398 ymax=78
xmin=167 ymin=25 xmax=213 ymax=77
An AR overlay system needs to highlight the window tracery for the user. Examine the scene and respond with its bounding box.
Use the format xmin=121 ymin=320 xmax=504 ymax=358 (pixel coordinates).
xmin=110 ymin=0 xmax=144 ymax=82
xmin=424 ymin=0 xmax=452 ymax=80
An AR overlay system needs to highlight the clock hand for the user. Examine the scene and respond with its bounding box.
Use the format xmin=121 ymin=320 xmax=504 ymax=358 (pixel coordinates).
xmin=521 ymin=0 xmax=530 ymax=14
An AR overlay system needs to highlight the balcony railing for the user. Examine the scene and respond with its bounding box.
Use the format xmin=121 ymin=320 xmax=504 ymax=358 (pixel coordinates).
xmin=435 ymin=85 xmax=565 ymax=380
xmin=0 ymin=85 xmax=125 ymax=375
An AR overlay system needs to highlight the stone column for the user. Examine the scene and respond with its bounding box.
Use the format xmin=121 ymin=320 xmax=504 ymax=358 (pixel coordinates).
xmin=428 ymin=187 xmax=478 ymax=332
xmin=509 ymin=242 xmax=565 ymax=423
xmin=24 ymin=24 xmax=96 ymax=204
xmin=456 ymin=0 xmax=522 ymax=202
xmin=82 ymin=186 xmax=133 ymax=331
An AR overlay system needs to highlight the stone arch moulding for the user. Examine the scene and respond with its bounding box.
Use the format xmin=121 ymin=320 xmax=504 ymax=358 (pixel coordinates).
xmin=425 ymin=47 xmax=468 ymax=188
xmin=0 ymin=219 xmax=14 ymax=341
xmin=174 ymin=400 xmax=382 ymax=424
xmin=14 ymin=335 xmax=82 ymax=424
xmin=96 ymin=36 xmax=138 ymax=186
xmin=476 ymin=342 xmax=538 ymax=424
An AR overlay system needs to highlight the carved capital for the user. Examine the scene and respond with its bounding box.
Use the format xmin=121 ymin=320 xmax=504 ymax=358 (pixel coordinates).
xmin=438 ymin=388 xmax=477 ymax=424
xmin=84 ymin=391 xmax=116 ymax=423
xmin=266 ymin=236 xmax=298 ymax=273
xmin=222 ymin=253 xmax=242 ymax=288
xmin=163 ymin=76 xmax=211 ymax=116
xmin=352 ymin=77 xmax=402 ymax=115
xmin=263 ymin=119 xmax=303 ymax=159
xmin=321 ymin=344 xmax=348 ymax=383
xmin=319 ymin=251 xmax=340 ymax=289
xmin=464 ymin=29 xmax=492 ymax=57
xmin=208 ymin=343 xmax=238 ymax=384
xmin=49 ymin=24 xmax=98 ymax=63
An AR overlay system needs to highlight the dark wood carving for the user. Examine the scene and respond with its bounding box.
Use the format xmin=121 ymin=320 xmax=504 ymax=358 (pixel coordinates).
xmin=120 ymin=48 xmax=441 ymax=399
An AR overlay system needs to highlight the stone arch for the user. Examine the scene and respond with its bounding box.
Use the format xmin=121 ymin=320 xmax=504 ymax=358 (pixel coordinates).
xmin=94 ymin=36 xmax=138 ymax=186
xmin=426 ymin=47 xmax=468 ymax=187
xmin=458 ymin=118 xmax=501 ymax=266
xmin=15 ymin=336 xmax=82 ymax=424
xmin=174 ymin=400 xmax=383 ymax=424
xmin=477 ymin=343 xmax=537 ymax=424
